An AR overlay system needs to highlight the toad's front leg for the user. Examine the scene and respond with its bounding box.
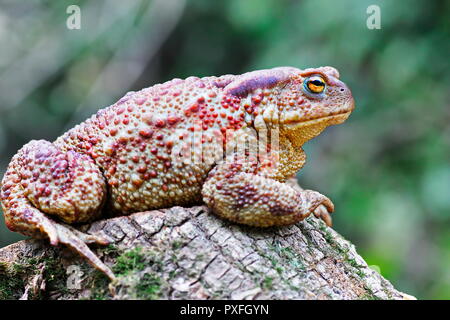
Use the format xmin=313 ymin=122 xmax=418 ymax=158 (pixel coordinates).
xmin=202 ymin=157 xmax=334 ymax=227
xmin=0 ymin=140 xmax=115 ymax=280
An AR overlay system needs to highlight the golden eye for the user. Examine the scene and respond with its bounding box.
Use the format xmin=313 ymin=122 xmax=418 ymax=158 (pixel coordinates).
xmin=304 ymin=76 xmax=326 ymax=94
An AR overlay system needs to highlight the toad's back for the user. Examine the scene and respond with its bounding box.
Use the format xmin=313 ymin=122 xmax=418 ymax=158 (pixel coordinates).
xmin=53 ymin=74 xmax=247 ymax=214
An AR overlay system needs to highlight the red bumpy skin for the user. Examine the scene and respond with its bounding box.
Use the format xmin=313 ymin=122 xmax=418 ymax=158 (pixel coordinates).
xmin=0 ymin=66 xmax=355 ymax=280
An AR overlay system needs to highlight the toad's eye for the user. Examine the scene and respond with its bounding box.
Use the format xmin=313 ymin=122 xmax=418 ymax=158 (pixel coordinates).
xmin=304 ymin=76 xmax=326 ymax=94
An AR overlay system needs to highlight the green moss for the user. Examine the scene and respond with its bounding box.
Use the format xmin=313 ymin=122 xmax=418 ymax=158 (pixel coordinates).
xmin=89 ymin=270 xmax=111 ymax=300
xmin=346 ymin=258 xmax=366 ymax=278
xmin=0 ymin=259 xmax=36 ymax=299
xmin=41 ymin=256 xmax=68 ymax=295
xmin=0 ymin=261 xmax=9 ymax=273
xmin=265 ymin=254 xmax=279 ymax=268
xmin=317 ymin=224 xmax=368 ymax=279
xmin=356 ymin=270 xmax=366 ymax=278
xmin=135 ymin=273 xmax=162 ymax=299
xmin=171 ymin=241 xmax=183 ymax=250
xmin=361 ymin=287 xmax=382 ymax=300
xmin=347 ymin=258 xmax=358 ymax=268
xmin=11 ymin=263 xmax=27 ymax=274
xmin=2 ymin=263 xmax=28 ymax=299
xmin=87 ymin=246 xmax=166 ymax=300
xmin=362 ymin=294 xmax=382 ymax=300
xmin=14 ymin=253 xmax=69 ymax=298
xmin=0 ymin=262 xmax=25 ymax=300
xmin=269 ymin=242 xmax=306 ymax=272
xmin=323 ymin=230 xmax=335 ymax=244
xmin=168 ymin=270 xmax=179 ymax=280
xmin=103 ymin=244 xmax=120 ymax=256
xmin=262 ymin=276 xmax=274 ymax=289
xmin=196 ymin=253 xmax=205 ymax=260
xmin=113 ymin=247 xmax=146 ymax=275
xmin=318 ymin=223 xmax=349 ymax=256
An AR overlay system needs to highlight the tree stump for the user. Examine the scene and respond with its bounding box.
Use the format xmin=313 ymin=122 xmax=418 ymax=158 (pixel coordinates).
xmin=0 ymin=180 xmax=415 ymax=300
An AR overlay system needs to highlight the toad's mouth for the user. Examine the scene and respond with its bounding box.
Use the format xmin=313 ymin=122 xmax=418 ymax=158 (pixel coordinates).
xmin=280 ymin=111 xmax=353 ymax=146
xmin=283 ymin=111 xmax=352 ymax=129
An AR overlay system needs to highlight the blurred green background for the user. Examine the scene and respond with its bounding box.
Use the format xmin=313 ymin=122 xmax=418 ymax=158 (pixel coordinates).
xmin=0 ymin=0 xmax=448 ymax=299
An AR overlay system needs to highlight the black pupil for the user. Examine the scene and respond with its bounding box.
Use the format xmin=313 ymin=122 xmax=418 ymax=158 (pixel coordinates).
xmin=310 ymin=79 xmax=324 ymax=87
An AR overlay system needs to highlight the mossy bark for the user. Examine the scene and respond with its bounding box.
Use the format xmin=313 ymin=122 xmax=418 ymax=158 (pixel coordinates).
xmin=0 ymin=180 xmax=414 ymax=300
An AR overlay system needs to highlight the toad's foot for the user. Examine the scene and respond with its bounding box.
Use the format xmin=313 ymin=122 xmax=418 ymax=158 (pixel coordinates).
xmin=314 ymin=204 xmax=333 ymax=227
xmin=3 ymin=197 xmax=116 ymax=280
xmin=2 ymin=197 xmax=116 ymax=280
xmin=53 ymin=223 xmax=116 ymax=281
xmin=38 ymin=215 xmax=116 ymax=280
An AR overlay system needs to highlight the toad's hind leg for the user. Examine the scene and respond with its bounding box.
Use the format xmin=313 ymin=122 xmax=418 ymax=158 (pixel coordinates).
xmin=0 ymin=140 xmax=115 ymax=280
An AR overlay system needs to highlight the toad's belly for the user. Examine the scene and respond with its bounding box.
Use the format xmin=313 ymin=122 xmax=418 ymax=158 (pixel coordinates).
xmin=105 ymin=160 xmax=214 ymax=214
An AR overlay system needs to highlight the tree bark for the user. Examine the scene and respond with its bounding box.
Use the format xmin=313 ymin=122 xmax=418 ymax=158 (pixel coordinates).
xmin=0 ymin=180 xmax=415 ymax=300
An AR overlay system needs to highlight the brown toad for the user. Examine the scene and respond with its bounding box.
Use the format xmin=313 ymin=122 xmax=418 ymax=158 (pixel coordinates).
xmin=1 ymin=66 xmax=355 ymax=279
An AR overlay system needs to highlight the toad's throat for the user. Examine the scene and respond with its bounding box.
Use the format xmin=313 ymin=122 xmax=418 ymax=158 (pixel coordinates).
xmin=283 ymin=112 xmax=352 ymax=128
xmin=280 ymin=112 xmax=352 ymax=147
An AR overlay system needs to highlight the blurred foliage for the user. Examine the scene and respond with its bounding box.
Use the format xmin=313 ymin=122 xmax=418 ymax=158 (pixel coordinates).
xmin=0 ymin=0 xmax=448 ymax=299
